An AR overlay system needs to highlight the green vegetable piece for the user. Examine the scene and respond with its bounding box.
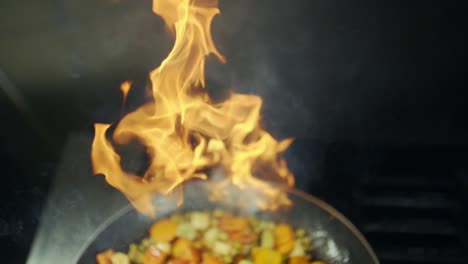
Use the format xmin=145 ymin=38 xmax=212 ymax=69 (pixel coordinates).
xmin=301 ymin=236 xmax=312 ymax=247
xmin=203 ymin=227 xmax=219 ymax=246
xmin=176 ymin=222 xmax=198 ymax=240
xmin=260 ymin=229 xmax=274 ymax=248
xmin=128 ymin=244 xmax=144 ymax=263
xmin=213 ymin=241 xmax=231 ymax=256
xmin=213 ymin=209 xmax=224 ymax=217
xmin=232 ymin=242 xmax=241 ymax=250
xmin=191 ymin=212 xmax=211 ymax=230
xmin=289 ymin=240 xmax=305 ymax=257
xmin=138 ymin=238 xmax=153 ymax=251
xmin=110 ymin=252 xmax=130 ymax=264
xmin=193 ymin=240 xmax=202 ymax=249
xmin=155 ymin=242 xmax=171 ymax=253
xmin=222 ymin=254 xmax=233 ymax=263
xmin=295 ymin=228 xmax=305 ymax=237
xmin=217 ymin=231 xmax=228 ymax=241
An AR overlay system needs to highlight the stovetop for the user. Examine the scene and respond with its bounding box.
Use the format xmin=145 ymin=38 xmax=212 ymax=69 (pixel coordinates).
xmin=316 ymin=144 xmax=468 ymax=264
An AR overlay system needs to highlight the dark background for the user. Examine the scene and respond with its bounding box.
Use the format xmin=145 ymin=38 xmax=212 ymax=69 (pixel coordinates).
xmin=1 ymin=0 xmax=467 ymax=263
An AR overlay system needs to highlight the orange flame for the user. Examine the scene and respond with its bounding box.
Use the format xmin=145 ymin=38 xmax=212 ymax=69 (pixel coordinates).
xmin=91 ymin=0 xmax=294 ymax=217
xmin=120 ymin=80 xmax=132 ymax=112
xmin=120 ymin=81 xmax=132 ymax=100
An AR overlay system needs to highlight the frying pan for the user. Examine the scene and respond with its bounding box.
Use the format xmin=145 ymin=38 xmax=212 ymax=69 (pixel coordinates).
xmin=75 ymin=181 xmax=379 ymax=264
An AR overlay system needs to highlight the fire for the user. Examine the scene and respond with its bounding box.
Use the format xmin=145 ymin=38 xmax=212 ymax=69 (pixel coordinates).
xmin=120 ymin=80 xmax=132 ymax=102
xmin=120 ymin=80 xmax=132 ymax=113
xmin=91 ymin=0 xmax=294 ymax=217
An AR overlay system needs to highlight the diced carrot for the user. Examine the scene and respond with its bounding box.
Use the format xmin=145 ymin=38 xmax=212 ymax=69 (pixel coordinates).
xmin=219 ymin=216 xmax=249 ymax=232
xmin=202 ymin=253 xmax=224 ymax=264
xmin=229 ymin=230 xmax=256 ymax=244
xmin=143 ymin=245 xmax=169 ymax=264
xmin=96 ymin=249 xmax=114 ymax=264
xmin=150 ymin=218 xmax=178 ymax=243
xmin=277 ymin=239 xmax=295 ymax=255
xmin=274 ymin=224 xmax=294 ymax=244
xmin=172 ymin=237 xmax=201 ymax=263
xmin=169 ymin=259 xmax=192 ymax=264
xmin=273 ymin=224 xmax=295 ymax=254
xmin=252 ymin=247 xmax=282 ymax=264
xmin=288 ymin=256 xmax=308 ymax=264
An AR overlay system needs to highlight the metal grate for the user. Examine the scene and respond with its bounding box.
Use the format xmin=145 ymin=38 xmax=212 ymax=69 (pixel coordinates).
xmin=317 ymin=145 xmax=468 ymax=264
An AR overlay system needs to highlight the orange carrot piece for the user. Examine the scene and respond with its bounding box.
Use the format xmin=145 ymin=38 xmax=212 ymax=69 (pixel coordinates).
xmin=219 ymin=216 xmax=249 ymax=232
xmin=202 ymin=253 xmax=224 ymax=264
xmin=169 ymin=259 xmax=192 ymax=264
xmin=273 ymin=224 xmax=295 ymax=254
xmin=96 ymin=249 xmax=114 ymax=264
xmin=277 ymin=239 xmax=295 ymax=255
xmin=172 ymin=237 xmax=201 ymax=263
xmin=229 ymin=230 xmax=256 ymax=244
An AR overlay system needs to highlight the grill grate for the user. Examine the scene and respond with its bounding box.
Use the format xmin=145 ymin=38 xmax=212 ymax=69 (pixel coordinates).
xmin=316 ymin=145 xmax=468 ymax=264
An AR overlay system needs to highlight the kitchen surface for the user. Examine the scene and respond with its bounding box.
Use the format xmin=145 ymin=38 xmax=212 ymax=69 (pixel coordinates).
xmin=1 ymin=0 xmax=468 ymax=263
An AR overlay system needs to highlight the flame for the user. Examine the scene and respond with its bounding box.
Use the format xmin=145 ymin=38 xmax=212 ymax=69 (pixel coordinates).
xmin=120 ymin=81 xmax=132 ymax=101
xmin=120 ymin=80 xmax=132 ymax=112
xmin=91 ymin=0 xmax=294 ymax=217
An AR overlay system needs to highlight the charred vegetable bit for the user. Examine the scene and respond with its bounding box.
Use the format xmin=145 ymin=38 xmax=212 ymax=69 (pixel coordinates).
xmin=96 ymin=210 xmax=326 ymax=264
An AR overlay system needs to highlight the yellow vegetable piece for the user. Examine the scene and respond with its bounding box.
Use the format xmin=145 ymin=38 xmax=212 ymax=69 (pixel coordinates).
xmin=150 ymin=219 xmax=178 ymax=242
xmin=274 ymin=224 xmax=294 ymax=244
xmin=273 ymin=224 xmax=295 ymax=254
xmin=252 ymin=247 xmax=282 ymax=264
xmin=172 ymin=237 xmax=201 ymax=263
xmin=277 ymin=239 xmax=295 ymax=255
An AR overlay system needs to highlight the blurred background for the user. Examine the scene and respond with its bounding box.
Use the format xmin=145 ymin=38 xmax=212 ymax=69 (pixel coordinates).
xmin=1 ymin=0 xmax=467 ymax=263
